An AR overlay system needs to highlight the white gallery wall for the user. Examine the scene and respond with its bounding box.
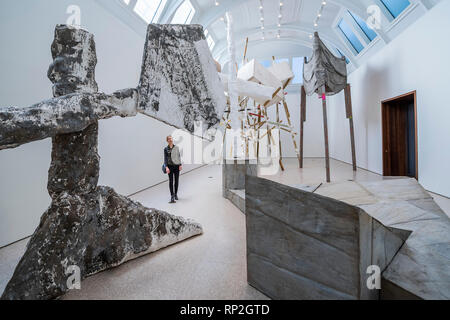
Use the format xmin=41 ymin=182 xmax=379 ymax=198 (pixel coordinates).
xmin=328 ymin=0 xmax=450 ymax=198
xmin=0 ymin=0 xmax=201 ymax=247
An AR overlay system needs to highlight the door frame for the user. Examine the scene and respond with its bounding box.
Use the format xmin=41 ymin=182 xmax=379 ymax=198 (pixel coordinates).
xmin=381 ymin=90 xmax=418 ymax=179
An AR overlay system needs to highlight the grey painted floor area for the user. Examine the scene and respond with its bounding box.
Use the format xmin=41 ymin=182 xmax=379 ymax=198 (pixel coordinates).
xmin=1 ymin=158 xmax=449 ymax=299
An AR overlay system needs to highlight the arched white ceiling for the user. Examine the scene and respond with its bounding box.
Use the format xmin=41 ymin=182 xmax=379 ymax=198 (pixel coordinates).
xmin=128 ymin=0 xmax=439 ymax=68
xmin=156 ymin=0 xmax=375 ymax=64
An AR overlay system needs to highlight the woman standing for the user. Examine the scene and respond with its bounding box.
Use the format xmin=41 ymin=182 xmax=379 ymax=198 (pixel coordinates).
xmin=164 ymin=136 xmax=182 ymax=203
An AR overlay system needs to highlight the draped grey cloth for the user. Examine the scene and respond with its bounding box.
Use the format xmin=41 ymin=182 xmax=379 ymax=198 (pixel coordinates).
xmin=303 ymin=32 xmax=347 ymax=96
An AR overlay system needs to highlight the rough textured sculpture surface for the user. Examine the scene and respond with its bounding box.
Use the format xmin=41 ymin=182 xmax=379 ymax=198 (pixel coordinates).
xmin=0 ymin=24 xmax=206 ymax=300
xmin=1 ymin=186 xmax=202 ymax=300
xmin=138 ymin=24 xmax=226 ymax=138
xmin=303 ymin=32 xmax=347 ymax=96
xmin=0 ymin=90 xmax=137 ymax=150
xmin=0 ymin=25 xmax=225 ymax=151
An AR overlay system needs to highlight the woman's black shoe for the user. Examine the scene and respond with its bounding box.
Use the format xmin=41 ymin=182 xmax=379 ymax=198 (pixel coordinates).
xmin=174 ymin=194 xmax=178 ymax=200
xmin=169 ymin=196 xmax=176 ymax=203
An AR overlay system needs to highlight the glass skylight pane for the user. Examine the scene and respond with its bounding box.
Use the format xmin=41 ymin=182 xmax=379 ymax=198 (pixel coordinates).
xmin=336 ymin=48 xmax=350 ymax=64
xmin=349 ymin=11 xmax=377 ymax=41
xmin=275 ymin=58 xmax=289 ymax=65
xmin=185 ymin=8 xmax=195 ymax=24
xmin=207 ymin=35 xmax=215 ymax=49
xmin=260 ymin=60 xmax=272 ymax=68
xmin=380 ymin=0 xmax=411 ymax=18
xmin=134 ymin=0 xmax=162 ymax=24
xmin=153 ymin=0 xmax=167 ymax=23
xmin=171 ymin=0 xmax=195 ymax=24
xmin=338 ymin=19 xmax=364 ymax=54
xmin=292 ymin=57 xmax=304 ymax=84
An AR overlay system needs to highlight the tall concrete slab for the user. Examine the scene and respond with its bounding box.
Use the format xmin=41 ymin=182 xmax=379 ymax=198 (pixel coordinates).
xmin=222 ymin=160 xmax=257 ymax=214
xmin=246 ymin=175 xmax=410 ymax=300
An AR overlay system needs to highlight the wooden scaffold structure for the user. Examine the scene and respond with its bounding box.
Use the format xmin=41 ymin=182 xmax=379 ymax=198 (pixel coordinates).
xmin=220 ymin=38 xmax=302 ymax=171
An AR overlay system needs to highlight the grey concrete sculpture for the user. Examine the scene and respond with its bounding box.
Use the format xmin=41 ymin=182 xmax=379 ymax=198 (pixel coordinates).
xmin=246 ymin=175 xmax=410 ymax=300
xmin=246 ymin=175 xmax=450 ymax=300
xmin=222 ymin=160 xmax=257 ymax=214
xmin=317 ymin=179 xmax=450 ymax=300
xmin=0 ymin=25 xmax=208 ymax=300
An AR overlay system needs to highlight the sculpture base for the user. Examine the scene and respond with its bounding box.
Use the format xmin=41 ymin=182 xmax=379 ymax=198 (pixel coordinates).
xmin=1 ymin=186 xmax=202 ymax=300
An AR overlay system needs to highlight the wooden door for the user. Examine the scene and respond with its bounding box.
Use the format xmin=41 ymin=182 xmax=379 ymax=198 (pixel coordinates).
xmin=382 ymin=92 xmax=418 ymax=179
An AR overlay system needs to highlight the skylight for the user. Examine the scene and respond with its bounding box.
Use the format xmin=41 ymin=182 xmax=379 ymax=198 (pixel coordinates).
xmin=292 ymin=57 xmax=304 ymax=85
xmin=380 ymin=0 xmax=411 ymax=18
xmin=259 ymin=60 xmax=272 ymax=68
xmin=171 ymin=0 xmax=196 ymax=24
xmin=274 ymin=58 xmax=289 ymax=65
xmin=338 ymin=19 xmax=364 ymax=54
xmin=133 ymin=0 xmax=167 ymax=24
xmin=336 ymin=48 xmax=350 ymax=64
xmin=349 ymin=11 xmax=377 ymax=42
xmin=204 ymin=29 xmax=215 ymax=50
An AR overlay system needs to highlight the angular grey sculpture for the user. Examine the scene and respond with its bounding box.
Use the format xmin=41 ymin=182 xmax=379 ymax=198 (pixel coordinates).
xmin=0 ymin=25 xmax=202 ymax=300
xmin=222 ymin=161 xmax=257 ymax=214
xmin=246 ymin=175 xmax=450 ymax=300
xmin=138 ymin=24 xmax=226 ymax=139
xmin=323 ymin=179 xmax=450 ymax=300
xmin=303 ymin=32 xmax=347 ymax=96
xmin=246 ymin=175 xmax=412 ymax=300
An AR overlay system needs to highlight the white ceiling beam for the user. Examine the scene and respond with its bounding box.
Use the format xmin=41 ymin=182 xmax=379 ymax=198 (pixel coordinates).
xmin=158 ymin=0 xmax=185 ymax=23
xmin=327 ymin=0 xmax=368 ymax=17
xmin=198 ymin=0 xmax=369 ymax=30
xmin=410 ymin=0 xmax=434 ymax=10
xmin=217 ymin=38 xmax=314 ymax=63
xmin=197 ymin=0 xmax=245 ymax=29
xmin=212 ymin=23 xmax=350 ymax=60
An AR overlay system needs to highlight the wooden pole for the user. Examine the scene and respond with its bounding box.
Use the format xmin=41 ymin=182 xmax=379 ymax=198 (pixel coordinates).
xmin=276 ymin=103 xmax=285 ymax=171
xmin=242 ymin=37 xmax=249 ymax=64
xmin=300 ymin=85 xmax=306 ymax=168
xmin=264 ymin=106 xmax=271 ymax=160
xmin=345 ymin=84 xmax=357 ymax=171
xmin=321 ymin=86 xmax=331 ymax=183
xmin=256 ymin=104 xmax=261 ymax=161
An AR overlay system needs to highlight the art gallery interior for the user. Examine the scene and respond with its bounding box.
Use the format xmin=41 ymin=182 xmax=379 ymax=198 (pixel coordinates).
xmin=0 ymin=0 xmax=449 ymax=301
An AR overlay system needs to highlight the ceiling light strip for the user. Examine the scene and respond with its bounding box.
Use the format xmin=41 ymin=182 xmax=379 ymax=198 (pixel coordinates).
xmin=259 ymin=0 xmax=265 ymax=40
